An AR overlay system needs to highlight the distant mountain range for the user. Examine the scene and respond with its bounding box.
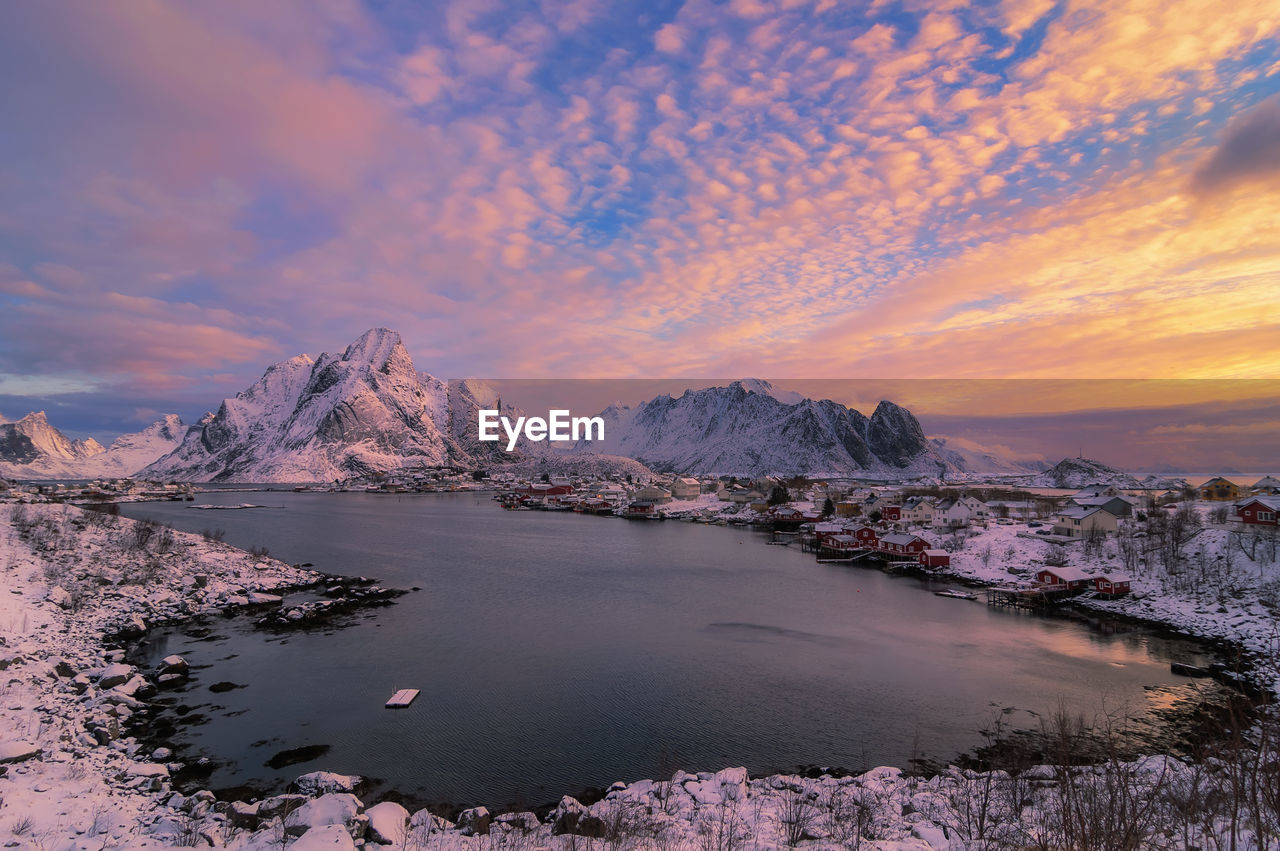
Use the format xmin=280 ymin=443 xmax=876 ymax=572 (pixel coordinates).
xmin=0 ymin=328 xmax=1177 ymax=485
xmin=0 ymin=411 xmax=185 ymax=480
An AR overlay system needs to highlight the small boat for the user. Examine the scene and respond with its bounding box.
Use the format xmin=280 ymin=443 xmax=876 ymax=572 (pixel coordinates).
xmin=934 ymin=589 xmax=977 ymax=600
xmin=385 ymin=688 xmax=420 ymax=709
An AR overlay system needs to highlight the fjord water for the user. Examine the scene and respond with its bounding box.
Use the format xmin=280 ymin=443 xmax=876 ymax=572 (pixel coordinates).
xmin=124 ymin=492 xmax=1207 ymax=807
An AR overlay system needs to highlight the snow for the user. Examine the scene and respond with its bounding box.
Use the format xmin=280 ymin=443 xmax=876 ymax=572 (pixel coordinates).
xmin=0 ymin=411 xmax=186 ymax=479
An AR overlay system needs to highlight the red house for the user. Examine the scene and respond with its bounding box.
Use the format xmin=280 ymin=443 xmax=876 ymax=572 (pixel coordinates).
xmin=521 ymin=484 xmax=574 ymax=497
xmin=1034 ymin=566 xmax=1092 ymax=590
xmin=879 ymin=532 xmax=928 ymax=555
xmin=919 ymin=549 xmax=950 ymax=568
xmin=1235 ymin=496 xmax=1280 ymax=526
xmin=881 ymin=506 xmax=902 ymax=522
xmin=852 ymin=526 xmax=880 ymax=548
xmin=1093 ymin=574 xmax=1132 ymax=596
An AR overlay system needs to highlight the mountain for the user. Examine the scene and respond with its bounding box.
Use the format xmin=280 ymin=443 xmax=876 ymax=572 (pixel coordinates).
xmin=1020 ymin=457 xmax=1144 ymax=489
xmin=140 ymin=329 xmax=540 ymax=482
xmin=571 ymin=380 xmax=954 ymax=478
xmin=0 ymin=411 xmax=184 ymax=479
xmin=928 ymin=436 xmax=1049 ymax=477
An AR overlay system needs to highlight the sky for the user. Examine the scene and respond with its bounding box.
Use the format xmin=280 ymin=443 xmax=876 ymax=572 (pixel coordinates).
xmin=1 ymin=0 xmax=1279 ymax=452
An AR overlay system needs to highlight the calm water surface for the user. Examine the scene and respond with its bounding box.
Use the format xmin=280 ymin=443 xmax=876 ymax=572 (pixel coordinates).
xmin=123 ymin=492 xmax=1212 ymax=807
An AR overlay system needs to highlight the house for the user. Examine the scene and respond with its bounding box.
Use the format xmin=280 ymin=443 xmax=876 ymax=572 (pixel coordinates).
xmin=881 ymin=505 xmax=902 ymax=522
xmin=919 ymin=549 xmax=951 ymax=568
xmin=1069 ymin=495 xmax=1136 ymax=517
xmin=670 ymin=477 xmax=701 ymax=500
xmin=823 ymin=534 xmax=860 ymax=552
xmin=878 ymin=532 xmax=928 ymax=556
xmin=1251 ymin=476 xmax=1280 ymax=495
xmin=1034 ymin=566 xmax=1093 ymax=590
xmin=900 ymin=496 xmax=935 ymax=525
xmin=1051 ymin=506 xmax=1120 ymax=538
xmin=834 ymin=501 xmax=861 ymax=517
xmin=1093 ymin=573 xmax=1132 ymax=597
xmin=1074 ymin=484 xmax=1124 ymax=498
xmin=814 ymin=521 xmax=845 ymax=543
xmin=623 ymin=500 xmax=658 ymax=518
xmin=852 ymin=526 xmax=880 ymax=548
xmin=933 ymin=495 xmax=990 ymax=528
xmin=1235 ymin=496 xmax=1280 ymax=526
xmin=521 ymin=483 xmax=574 ymax=497
xmin=634 ymin=485 xmax=672 ymax=504
xmin=1200 ymin=477 xmax=1242 ymax=501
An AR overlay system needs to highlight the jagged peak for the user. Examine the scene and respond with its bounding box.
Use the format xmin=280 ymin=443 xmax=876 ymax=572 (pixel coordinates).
xmin=342 ymin=328 xmax=407 ymax=368
xmin=17 ymin=410 xmax=51 ymax=427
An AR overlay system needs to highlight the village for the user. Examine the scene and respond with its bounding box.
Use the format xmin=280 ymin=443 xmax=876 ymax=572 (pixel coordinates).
xmin=491 ymin=471 xmax=1280 ymax=615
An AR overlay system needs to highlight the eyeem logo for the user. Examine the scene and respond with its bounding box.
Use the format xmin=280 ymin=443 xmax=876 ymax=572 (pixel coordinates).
xmin=478 ymin=410 xmax=605 ymax=451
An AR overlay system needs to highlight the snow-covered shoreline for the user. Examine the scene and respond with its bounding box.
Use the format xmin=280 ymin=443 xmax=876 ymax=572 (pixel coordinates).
xmin=3 ymin=501 xmax=1278 ymax=849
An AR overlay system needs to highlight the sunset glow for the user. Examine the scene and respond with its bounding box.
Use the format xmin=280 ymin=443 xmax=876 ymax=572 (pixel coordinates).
xmin=2 ymin=0 xmax=1279 ymax=435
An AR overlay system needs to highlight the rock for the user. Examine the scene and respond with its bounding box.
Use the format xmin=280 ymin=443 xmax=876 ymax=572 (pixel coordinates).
xmin=152 ymin=747 xmax=174 ymax=761
xmin=157 ymin=672 xmax=185 ymax=687
xmin=52 ymin=658 xmax=76 ymax=678
xmin=291 ymin=823 xmax=357 ymax=850
xmin=365 ymin=801 xmax=410 ymax=845
xmin=160 ymin=654 xmax=189 ymax=675
xmin=0 ymin=741 xmax=42 ymax=765
xmin=283 ymin=793 xmax=364 ymax=838
xmin=221 ymin=800 xmax=260 ymax=830
xmin=494 ymin=811 xmax=540 ymax=832
xmin=291 ymin=770 xmax=363 ymax=796
xmin=47 ymin=586 xmax=73 ymax=609
xmin=256 ymin=794 xmax=310 ymax=821
xmin=70 ymin=672 xmax=92 ymax=693
xmin=550 ymin=797 xmax=588 ymax=836
xmin=97 ymin=663 xmax=134 ymax=689
xmin=247 ymin=592 xmax=283 ymax=605
xmin=456 ymin=806 xmax=492 ymax=837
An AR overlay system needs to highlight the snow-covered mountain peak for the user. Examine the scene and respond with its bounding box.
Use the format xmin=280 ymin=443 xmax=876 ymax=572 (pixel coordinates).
xmin=341 ymin=327 xmax=408 ymax=373
xmin=731 ymin=379 xmax=805 ymax=405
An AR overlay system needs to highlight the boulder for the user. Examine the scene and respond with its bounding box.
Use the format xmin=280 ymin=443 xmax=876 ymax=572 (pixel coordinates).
xmin=256 ymin=794 xmax=310 ymax=821
xmin=494 ymin=811 xmax=541 ymax=832
xmin=283 ymin=793 xmax=364 ymax=838
xmin=456 ymin=806 xmax=492 ymax=837
xmin=52 ymin=658 xmax=77 ymax=678
xmin=291 ymin=770 xmax=363 ymax=796
xmin=365 ymin=801 xmax=410 ymax=845
xmin=160 ymin=654 xmax=189 ymax=675
xmin=550 ymin=797 xmax=591 ymax=836
xmin=0 ymin=741 xmax=42 ymax=765
xmin=47 ymin=586 xmax=73 ymax=609
xmin=291 ymin=823 xmax=358 ymax=850
xmin=221 ymin=800 xmax=261 ymax=830
xmin=97 ymin=663 xmax=134 ymax=689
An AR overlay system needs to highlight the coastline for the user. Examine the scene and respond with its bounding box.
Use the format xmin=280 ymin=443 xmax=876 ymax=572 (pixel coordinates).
xmin=1 ymin=500 xmax=1275 ymax=849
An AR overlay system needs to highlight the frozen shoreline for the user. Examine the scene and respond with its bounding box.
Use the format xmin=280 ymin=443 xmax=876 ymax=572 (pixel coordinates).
xmin=1 ymin=501 xmax=1276 ymax=849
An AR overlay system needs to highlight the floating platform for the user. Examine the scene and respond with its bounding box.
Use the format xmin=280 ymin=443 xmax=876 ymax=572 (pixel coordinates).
xmin=385 ymin=688 xmax=420 ymax=709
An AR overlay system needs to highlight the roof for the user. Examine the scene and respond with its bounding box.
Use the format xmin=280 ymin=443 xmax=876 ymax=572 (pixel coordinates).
xmin=1038 ymin=565 xmax=1092 ymax=582
xmin=922 ymin=549 xmax=949 ymax=557
xmin=1237 ymin=495 xmax=1280 ymax=510
xmin=1057 ymin=506 xmax=1107 ymax=520
xmin=880 ymin=532 xmax=924 ymax=545
xmin=1098 ymin=573 xmax=1133 ymax=583
xmin=1202 ymin=477 xmax=1239 ymax=487
xmin=1253 ymin=476 xmax=1280 ymax=488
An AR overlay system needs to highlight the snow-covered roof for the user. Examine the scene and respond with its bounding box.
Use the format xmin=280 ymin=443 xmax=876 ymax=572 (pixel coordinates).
xmin=880 ymin=532 xmax=923 ymax=545
xmin=1056 ymin=506 xmax=1108 ymax=520
xmin=922 ymin=549 xmax=949 ymax=557
xmin=1098 ymin=573 xmax=1133 ymax=583
xmin=1037 ymin=565 xmax=1092 ymax=582
xmin=1237 ymin=495 xmax=1280 ymax=510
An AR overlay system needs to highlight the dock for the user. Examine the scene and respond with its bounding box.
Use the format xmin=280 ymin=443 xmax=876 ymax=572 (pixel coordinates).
xmin=385 ymin=688 xmax=420 ymax=709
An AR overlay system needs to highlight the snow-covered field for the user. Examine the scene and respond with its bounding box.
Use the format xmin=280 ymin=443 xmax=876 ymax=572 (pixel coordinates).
xmin=4 ymin=501 xmax=1280 ymax=849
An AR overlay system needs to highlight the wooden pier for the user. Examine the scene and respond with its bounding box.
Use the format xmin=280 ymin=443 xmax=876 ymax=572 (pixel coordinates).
xmin=385 ymin=688 xmax=420 ymax=708
xmin=986 ymin=586 xmax=1076 ymax=609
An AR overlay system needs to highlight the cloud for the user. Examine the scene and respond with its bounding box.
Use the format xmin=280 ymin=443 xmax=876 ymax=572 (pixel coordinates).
xmin=1193 ymin=95 xmax=1280 ymax=195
